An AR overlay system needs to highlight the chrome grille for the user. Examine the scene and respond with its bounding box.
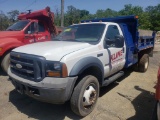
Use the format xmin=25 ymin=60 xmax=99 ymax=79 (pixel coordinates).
xmin=10 ymin=52 xmax=45 ymax=82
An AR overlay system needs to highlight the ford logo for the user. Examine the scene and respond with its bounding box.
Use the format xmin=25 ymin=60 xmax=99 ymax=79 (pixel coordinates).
xmin=16 ymin=64 xmax=22 ymax=69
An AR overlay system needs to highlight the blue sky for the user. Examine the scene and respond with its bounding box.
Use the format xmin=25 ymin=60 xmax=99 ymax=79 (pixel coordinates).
xmin=0 ymin=0 xmax=159 ymax=14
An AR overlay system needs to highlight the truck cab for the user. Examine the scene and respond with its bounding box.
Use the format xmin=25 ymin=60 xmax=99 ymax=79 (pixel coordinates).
xmin=0 ymin=7 xmax=62 ymax=73
xmin=6 ymin=19 xmax=51 ymax=44
xmin=8 ymin=15 xmax=155 ymax=117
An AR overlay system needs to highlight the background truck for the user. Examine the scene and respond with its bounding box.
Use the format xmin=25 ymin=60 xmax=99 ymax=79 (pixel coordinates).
xmin=8 ymin=15 xmax=155 ymax=116
xmin=0 ymin=7 xmax=62 ymax=73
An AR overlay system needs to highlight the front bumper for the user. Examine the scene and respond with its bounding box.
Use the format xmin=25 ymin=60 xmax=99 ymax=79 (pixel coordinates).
xmin=8 ymin=68 xmax=77 ymax=104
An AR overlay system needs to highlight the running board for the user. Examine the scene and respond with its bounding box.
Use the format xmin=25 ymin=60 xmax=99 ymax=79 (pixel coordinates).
xmin=102 ymin=71 xmax=124 ymax=86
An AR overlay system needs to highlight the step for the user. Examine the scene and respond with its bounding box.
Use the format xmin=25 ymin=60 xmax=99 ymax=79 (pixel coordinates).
xmin=102 ymin=71 xmax=124 ymax=86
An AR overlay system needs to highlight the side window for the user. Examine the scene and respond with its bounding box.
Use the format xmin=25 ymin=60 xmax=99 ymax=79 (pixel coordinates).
xmin=25 ymin=22 xmax=35 ymax=34
xmin=38 ymin=22 xmax=45 ymax=32
xmin=105 ymin=25 xmax=120 ymax=40
xmin=105 ymin=25 xmax=120 ymax=47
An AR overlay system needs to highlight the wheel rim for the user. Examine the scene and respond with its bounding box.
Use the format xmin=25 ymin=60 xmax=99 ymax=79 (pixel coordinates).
xmin=83 ymin=83 xmax=97 ymax=109
xmin=144 ymin=59 xmax=149 ymax=69
xmin=157 ymin=101 xmax=160 ymax=120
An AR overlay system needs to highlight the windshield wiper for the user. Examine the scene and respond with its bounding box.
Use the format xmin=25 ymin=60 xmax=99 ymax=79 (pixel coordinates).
xmin=6 ymin=28 xmax=13 ymax=31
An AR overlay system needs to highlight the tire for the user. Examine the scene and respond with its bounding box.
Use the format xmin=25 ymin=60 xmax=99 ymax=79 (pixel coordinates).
xmin=1 ymin=53 xmax=10 ymax=73
xmin=138 ymin=54 xmax=149 ymax=72
xmin=157 ymin=101 xmax=160 ymax=120
xmin=152 ymin=101 xmax=158 ymax=120
xmin=70 ymin=75 xmax=99 ymax=117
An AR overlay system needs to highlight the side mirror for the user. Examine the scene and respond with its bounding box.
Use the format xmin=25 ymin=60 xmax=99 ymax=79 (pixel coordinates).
xmin=105 ymin=38 xmax=115 ymax=47
xmin=115 ymin=35 xmax=124 ymax=48
xmin=28 ymin=31 xmax=31 ymax=34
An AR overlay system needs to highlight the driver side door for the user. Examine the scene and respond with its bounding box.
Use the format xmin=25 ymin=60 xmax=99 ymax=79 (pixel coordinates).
xmin=104 ymin=24 xmax=126 ymax=75
xmin=24 ymin=22 xmax=36 ymax=44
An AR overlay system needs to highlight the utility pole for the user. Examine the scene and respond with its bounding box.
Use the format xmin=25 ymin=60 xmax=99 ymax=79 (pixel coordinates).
xmin=61 ymin=0 xmax=64 ymax=27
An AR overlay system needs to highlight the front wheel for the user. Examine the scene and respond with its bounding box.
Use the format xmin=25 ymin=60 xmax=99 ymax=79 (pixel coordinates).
xmin=1 ymin=53 xmax=10 ymax=73
xmin=70 ymin=75 xmax=99 ymax=117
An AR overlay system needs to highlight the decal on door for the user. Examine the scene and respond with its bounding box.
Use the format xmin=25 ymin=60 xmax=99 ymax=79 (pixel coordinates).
xmin=110 ymin=49 xmax=124 ymax=72
xmin=29 ymin=39 xmax=34 ymax=43
xmin=111 ymin=49 xmax=123 ymax=63
xmin=37 ymin=36 xmax=46 ymax=41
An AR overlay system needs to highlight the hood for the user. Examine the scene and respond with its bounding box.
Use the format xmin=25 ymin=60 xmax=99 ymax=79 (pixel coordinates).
xmin=0 ymin=31 xmax=22 ymax=38
xmin=13 ymin=41 xmax=92 ymax=61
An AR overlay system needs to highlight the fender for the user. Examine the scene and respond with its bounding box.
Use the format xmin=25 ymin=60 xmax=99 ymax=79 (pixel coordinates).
xmin=69 ymin=56 xmax=104 ymax=81
xmin=0 ymin=38 xmax=24 ymax=56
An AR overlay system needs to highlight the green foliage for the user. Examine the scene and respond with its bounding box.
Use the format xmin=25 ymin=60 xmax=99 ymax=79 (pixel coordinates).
xmin=0 ymin=4 xmax=160 ymax=31
xmin=7 ymin=10 xmax=19 ymax=20
xmin=61 ymin=4 xmax=160 ymax=31
xmin=145 ymin=4 xmax=160 ymax=31
xmin=0 ymin=11 xmax=10 ymax=30
xmin=0 ymin=10 xmax=19 ymax=30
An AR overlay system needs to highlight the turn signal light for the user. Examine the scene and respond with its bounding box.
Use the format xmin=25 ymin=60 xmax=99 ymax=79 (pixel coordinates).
xmin=47 ymin=71 xmax=61 ymax=77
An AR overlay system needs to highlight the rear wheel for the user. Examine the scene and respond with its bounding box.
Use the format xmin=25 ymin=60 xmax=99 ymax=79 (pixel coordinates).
xmin=70 ymin=75 xmax=99 ymax=117
xmin=138 ymin=54 xmax=149 ymax=72
xmin=1 ymin=53 xmax=10 ymax=73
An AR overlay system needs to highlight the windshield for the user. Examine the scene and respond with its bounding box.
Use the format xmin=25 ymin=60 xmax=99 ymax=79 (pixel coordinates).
xmin=6 ymin=20 xmax=30 ymax=31
xmin=54 ymin=23 xmax=105 ymax=43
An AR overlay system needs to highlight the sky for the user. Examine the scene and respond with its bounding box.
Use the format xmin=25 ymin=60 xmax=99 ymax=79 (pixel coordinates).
xmin=0 ymin=0 xmax=159 ymax=14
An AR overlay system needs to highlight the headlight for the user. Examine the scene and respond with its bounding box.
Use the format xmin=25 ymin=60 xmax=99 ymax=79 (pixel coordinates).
xmin=45 ymin=61 xmax=68 ymax=77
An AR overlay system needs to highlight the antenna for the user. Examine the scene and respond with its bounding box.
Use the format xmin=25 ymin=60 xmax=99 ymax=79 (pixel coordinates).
xmin=27 ymin=9 xmax=32 ymax=14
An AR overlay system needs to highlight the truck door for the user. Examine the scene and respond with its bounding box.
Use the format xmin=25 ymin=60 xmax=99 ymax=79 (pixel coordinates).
xmin=24 ymin=22 xmax=36 ymax=44
xmin=104 ymin=24 xmax=126 ymax=75
xmin=34 ymin=21 xmax=50 ymax=42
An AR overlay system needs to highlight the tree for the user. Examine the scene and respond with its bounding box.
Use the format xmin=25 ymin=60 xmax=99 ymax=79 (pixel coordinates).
xmin=145 ymin=4 xmax=160 ymax=31
xmin=54 ymin=7 xmax=61 ymax=26
xmin=118 ymin=4 xmax=152 ymax=30
xmin=119 ymin=4 xmax=143 ymax=15
xmin=0 ymin=11 xmax=10 ymax=30
xmin=80 ymin=10 xmax=89 ymax=18
xmin=65 ymin=5 xmax=81 ymax=26
xmin=7 ymin=10 xmax=19 ymax=21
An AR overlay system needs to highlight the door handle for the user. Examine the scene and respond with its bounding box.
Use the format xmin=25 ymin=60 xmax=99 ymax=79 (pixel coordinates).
xmin=24 ymin=36 xmax=29 ymax=39
xmin=122 ymin=47 xmax=125 ymax=53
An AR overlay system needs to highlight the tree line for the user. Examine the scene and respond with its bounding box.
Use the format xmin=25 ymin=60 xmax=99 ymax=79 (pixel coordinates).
xmin=0 ymin=4 xmax=160 ymax=31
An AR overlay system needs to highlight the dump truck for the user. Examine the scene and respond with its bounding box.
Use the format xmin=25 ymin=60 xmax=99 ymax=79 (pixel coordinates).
xmin=8 ymin=15 xmax=155 ymax=116
xmin=0 ymin=6 xmax=62 ymax=73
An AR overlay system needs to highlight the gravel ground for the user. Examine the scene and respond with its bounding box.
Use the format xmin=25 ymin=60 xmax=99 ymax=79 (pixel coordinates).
xmin=0 ymin=50 xmax=159 ymax=120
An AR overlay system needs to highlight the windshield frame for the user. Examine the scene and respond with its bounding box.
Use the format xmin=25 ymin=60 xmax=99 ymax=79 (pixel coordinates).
xmin=6 ymin=20 xmax=30 ymax=31
xmin=53 ymin=23 xmax=106 ymax=45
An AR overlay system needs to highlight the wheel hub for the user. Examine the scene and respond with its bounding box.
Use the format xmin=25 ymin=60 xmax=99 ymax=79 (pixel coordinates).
xmin=83 ymin=85 xmax=96 ymax=107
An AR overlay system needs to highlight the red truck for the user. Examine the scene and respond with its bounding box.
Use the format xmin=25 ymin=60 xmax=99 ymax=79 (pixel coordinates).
xmin=0 ymin=7 xmax=62 ymax=73
xmin=153 ymin=65 xmax=160 ymax=120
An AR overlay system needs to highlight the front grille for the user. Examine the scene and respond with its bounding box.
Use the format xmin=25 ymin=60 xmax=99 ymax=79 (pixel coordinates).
xmin=10 ymin=52 xmax=45 ymax=82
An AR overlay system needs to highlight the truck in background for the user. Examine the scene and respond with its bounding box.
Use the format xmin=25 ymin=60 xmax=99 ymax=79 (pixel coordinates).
xmin=8 ymin=15 xmax=155 ymax=116
xmin=0 ymin=6 xmax=62 ymax=73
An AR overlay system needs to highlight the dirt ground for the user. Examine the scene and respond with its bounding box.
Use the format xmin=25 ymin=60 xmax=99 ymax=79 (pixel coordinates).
xmin=0 ymin=48 xmax=160 ymax=120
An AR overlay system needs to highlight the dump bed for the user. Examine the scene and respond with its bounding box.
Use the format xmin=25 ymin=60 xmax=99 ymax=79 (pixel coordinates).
xmin=18 ymin=7 xmax=60 ymax=35
xmin=18 ymin=7 xmax=52 ymax=20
